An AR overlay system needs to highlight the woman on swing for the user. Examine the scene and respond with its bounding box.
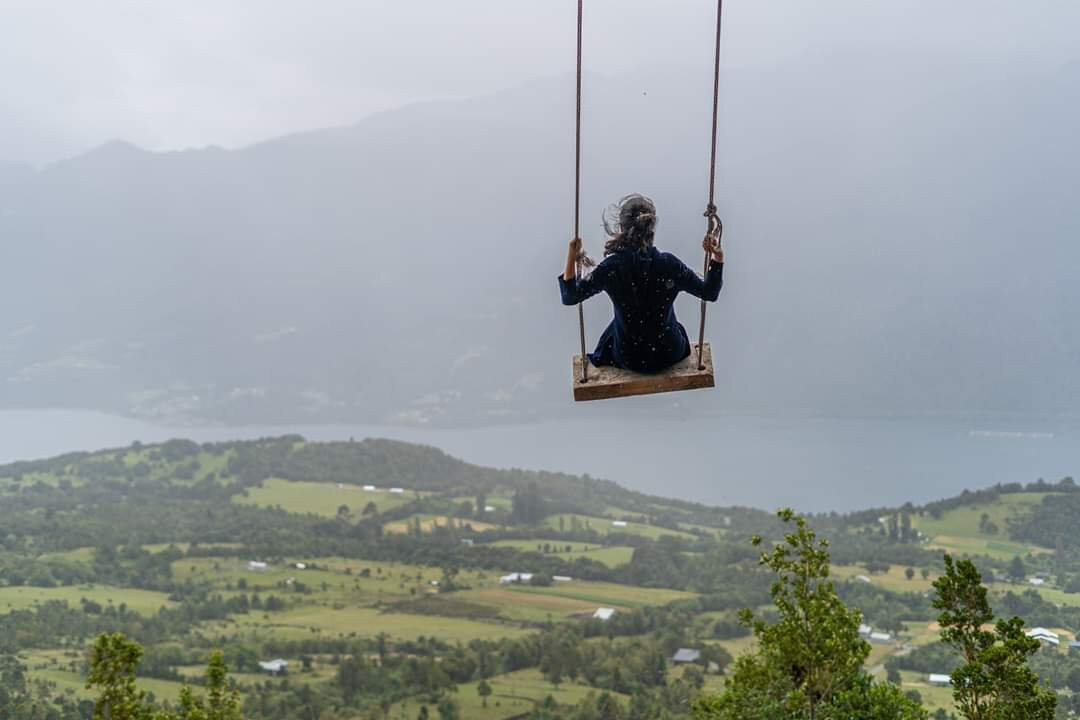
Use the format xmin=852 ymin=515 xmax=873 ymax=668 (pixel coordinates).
xmin=559 ymin=193 xmax=725 ymax=374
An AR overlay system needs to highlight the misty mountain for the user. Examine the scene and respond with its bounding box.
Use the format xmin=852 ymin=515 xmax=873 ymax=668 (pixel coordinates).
xmin=2 ymin=52 xmax=1078 ymax=425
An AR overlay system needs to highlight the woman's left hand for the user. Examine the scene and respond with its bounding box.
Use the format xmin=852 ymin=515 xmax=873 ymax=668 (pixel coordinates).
xmin=702 ymin=235 xmax=724 ymax=264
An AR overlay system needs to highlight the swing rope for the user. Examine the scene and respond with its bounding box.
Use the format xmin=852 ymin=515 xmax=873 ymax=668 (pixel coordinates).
xmin=573 ymin=0 xmax=588 ymax=383
xmin=572 ymin=0 xmax=724 ymax=378
xmin=697 ymin=0 xmax=724 ymax=371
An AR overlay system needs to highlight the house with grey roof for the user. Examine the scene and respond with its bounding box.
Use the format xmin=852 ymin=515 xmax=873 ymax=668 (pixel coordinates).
xmin=671 ymin=648 xmax=702 ymax=665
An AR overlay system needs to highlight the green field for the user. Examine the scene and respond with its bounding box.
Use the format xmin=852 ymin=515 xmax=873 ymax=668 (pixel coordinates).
xmin=486 ymin=540 xmax=635 ymax=568
xmin=25 ymin=650 xmax=188 ymax=703
xmin=505 ymin=580 xmax=695 ymax=610
xmin=234 ymin=477 xmax=420 ymax=518
xmin=899 ymin=670 xmax=954 ymax=713
xmin=41 ymin=542 xmax=243 ymax=566
xmin=390 ymin=668 xmax=628 ymax=720
xmin=214 ymin=604 xmax=529 ymax=643
xmin=171 ymin=556 xmax=502 ymax=603
xmin=832 ymin=564 xmax=937 ymax=593
xmin=913 ymin=493 xmax=1052 ymax=560
xmin=543 ymin=513 xmax=697 ymax=541
xmin=166 ymin=555 xmax=538 ymax=642
xmin=0 ymin=584 xmax=174 ymax=615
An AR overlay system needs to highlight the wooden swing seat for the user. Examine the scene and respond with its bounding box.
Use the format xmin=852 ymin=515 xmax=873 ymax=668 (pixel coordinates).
xmin=571 ymin=343 xmax=714 ymax=402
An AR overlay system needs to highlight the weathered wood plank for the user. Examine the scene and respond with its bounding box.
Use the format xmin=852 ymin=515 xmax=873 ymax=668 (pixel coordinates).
xmin=571 ymin=343 xmax=715 ymax=402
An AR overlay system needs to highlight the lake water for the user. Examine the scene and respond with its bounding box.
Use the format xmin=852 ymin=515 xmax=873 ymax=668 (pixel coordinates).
xmin=0 ymin=409 xmax=1076 ymax=512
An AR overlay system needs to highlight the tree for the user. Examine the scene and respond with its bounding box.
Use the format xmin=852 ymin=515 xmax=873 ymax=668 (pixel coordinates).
xmin=692 ymin=509 xmax=925 ymax=720
xmin=0 ymin=655 xmax=56 ymax=720
xmin=905 ymin=567 xmax=916 ymax=581
xmin=362 ymin=501 xmax=378 ymax=517
xmin=1008 ymin=555 xmax=1026 ymax=582
xmin=337 ymin=504 xmax=351 ymax=520
xmin=436 ymin=698 xmax=459 ymax=720
xmin=86 ymin=633 xmax=152 ymax=720
xmin=476 ymin=679 xmax=492 ymax=708
xmin=176 ymin=651 xmax=242 ymax=720
xmin=597 ymin=691 xmax=623 ymax=720
xmin=900 ymin=511 xmax=913 ymax=543
xmin=510 ymin=483 xmax=545 ymax=525
xmin=1067 ymin=667 xmax=1080 ymax=694
xmin=337 ymin=656 xmax=366 ymax=704
xmin=86 ymin=633 xmax=242 ymax=720
xmin=683 ymin=665 xmax=706 ymax=690
xmin=439 ymin=566 xmax=460 ymax=593
xmin=932 ymin=554 xmax=1056 ymax=720
xmin=529 ymin=573 xmax=554 ymax=587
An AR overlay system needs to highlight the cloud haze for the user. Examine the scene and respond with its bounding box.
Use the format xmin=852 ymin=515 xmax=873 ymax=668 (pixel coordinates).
xmin=3 ymin=0 xmax=1079 ymax=164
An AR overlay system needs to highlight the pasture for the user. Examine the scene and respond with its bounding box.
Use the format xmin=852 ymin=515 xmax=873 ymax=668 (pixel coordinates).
xmin=504 ymin=580 xmax=695 ymax=610
xmin=0 ymin=584 xmax=173 ymax=615
xmin=234 ymin=477 xmax=420 ymax=518
xmin=171 ymin=556 xmax=501 ymax=604
xmin=25 ymin=649 xmax=188 ymax=703
xmin=832 ymin=564 xmax=937 ymax=593
xmin=390 ymin=668 xmax=628 ymax=720
xmin=543 ymin=513 xmax=697 ymax=541
xmin=219 ymin=604 xmax=530 ymax=643
xmin=485 ymin=539 xmax=634 ymax=568
xmin=912 ymin=493 xmax=1052 ymax=560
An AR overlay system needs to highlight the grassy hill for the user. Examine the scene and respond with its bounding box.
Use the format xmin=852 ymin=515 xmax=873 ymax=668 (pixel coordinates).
xmin=2 ymin=436 xmax=1079 ymax=719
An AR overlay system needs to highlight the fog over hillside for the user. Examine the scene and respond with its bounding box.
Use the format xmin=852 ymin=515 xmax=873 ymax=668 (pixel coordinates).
xmin=2 ymin=53 xmax=1078 ymax=425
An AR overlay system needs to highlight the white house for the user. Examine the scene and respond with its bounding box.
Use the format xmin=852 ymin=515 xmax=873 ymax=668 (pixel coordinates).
xmin=593 ymin=608 xmax=616 ymax=621
xmin=553 ymin=576 xmax=573 ymax=583
xmin=1029 ymin=578 xmax=1046 ymax=586
xmin=294 ymin=563 xmax=306 ymax=570
xmin=858 ymin=624 xmax=872 ymax=637
xmin=928 ymin=674 xmax=952 ymax=686
xmin=1026 ymin=628 xmax=1060 ymax=646
xmin=612 ymin=520 xmax=628 ymax=528
xmin=389 ymin=488 xmax=405 ymax=495
xmin=869 ymin=632 xmax=893 ymax=644
xmin=855 ymin=575 xmax=872 ymax=584
xmin=499 ymin=572 xmax=534 ymax=584
xmin=363 ymin=485 xmax=377 ymax=492
xmin=484 ymin=505 xmax=496 ymax=513
xmin=248 ymin=561 xmax=268 ymax=571
xmin=259 ymin=659 xmax=288 ymax=674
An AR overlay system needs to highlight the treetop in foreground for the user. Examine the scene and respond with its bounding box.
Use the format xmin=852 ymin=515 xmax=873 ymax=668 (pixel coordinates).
xmin=693 ymin=508 xmax=925 ymax=720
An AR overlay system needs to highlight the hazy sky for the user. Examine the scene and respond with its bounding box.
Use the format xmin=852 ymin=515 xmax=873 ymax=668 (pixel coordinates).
xmin=3 ymin=0 xmax=1079 ymax=163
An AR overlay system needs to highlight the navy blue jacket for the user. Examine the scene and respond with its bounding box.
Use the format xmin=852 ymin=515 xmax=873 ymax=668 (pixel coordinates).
xmin=558 ymin=246 xmax=723 ymax=373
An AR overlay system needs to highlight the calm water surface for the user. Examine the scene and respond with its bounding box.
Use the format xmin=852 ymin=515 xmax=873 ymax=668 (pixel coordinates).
xmin=0 ymin=409 xmax=1076 ymax=512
